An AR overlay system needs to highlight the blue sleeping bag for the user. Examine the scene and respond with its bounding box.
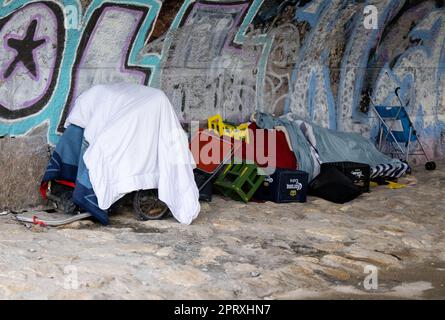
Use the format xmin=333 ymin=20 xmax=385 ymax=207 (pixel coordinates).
xmin=41 ymin=125 xmax=109 ymax=225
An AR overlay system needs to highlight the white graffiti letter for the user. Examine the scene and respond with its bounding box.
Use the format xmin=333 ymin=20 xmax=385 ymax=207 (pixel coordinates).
xmin=64 ymin=5 xmax=80 ymax=30
xmin=364 ymin=5 xmax=378 ymax=30
xmin=364 ymin=265 xmax=378 ymax=290
xmin=64 ymin=265 xmax=79 ymax=290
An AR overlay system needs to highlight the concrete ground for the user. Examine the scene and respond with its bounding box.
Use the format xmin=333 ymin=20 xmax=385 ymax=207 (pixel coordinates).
xmin=0 ymin=163 xmax=444 ymax=299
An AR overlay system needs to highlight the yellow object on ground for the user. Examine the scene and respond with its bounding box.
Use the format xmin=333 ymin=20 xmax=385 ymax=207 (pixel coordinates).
xmin=208 ymin=114 xmax=250 ymax=143
xmin=387 ymin=181 xmax=407 ymax=189
xmin=370 ymin=180 xmax=407 ymax=189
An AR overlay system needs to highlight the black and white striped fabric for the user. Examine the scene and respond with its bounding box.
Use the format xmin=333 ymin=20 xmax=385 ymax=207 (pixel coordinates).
xmin=371 ymin=162 xmax=410 ymax=179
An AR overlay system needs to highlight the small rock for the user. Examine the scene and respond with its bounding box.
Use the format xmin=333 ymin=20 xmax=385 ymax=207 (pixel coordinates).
xmin=28 ymin=248 xmax=36 ymax=253
xmin=250 ymin=271 xmax=261 ymax=278
xmin=402 ymin=237 xmax=424 ymax=249
xmin=30 ymin=225 xmax=46 ymax=233
xmin=200 ymin=202 xmax=211 ymax=212
xmin=344 ymin=245 xmax=401 ymax=267
xmin=320 ymin=267 xmax=350 ymax=281
xmin=156 ymin=246 xmax=173 ymax=257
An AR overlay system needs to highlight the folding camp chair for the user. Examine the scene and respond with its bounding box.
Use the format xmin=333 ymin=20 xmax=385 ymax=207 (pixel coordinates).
xmin=370 ymin=88 xmax=436 ymax=171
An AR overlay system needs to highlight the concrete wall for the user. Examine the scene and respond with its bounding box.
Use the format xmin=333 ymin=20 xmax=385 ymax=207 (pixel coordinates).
xmin=0 ymin=0 xmax=444 ymax=208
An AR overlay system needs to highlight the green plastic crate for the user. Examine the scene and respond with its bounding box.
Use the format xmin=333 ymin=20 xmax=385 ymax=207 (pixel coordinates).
xmin=214 ymin=162 xmax=265 ymax=203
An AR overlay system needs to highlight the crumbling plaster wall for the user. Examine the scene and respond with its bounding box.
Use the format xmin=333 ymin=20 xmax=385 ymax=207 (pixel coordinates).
xmin=0 ymin=0 xmax=444 ymax=209
xmin=0 ymin=123 xmax=50 ymax=210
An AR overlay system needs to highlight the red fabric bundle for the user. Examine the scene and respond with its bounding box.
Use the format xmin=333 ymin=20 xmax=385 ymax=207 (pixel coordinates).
xmin=238 ymin=122 xmax=297 ymax=170
xmin=189 ymin=123 xmax=297 ymax=172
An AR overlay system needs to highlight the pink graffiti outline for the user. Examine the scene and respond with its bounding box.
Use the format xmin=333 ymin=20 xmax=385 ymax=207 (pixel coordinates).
xmin=0 ymin=3 xmax=59 ymax=110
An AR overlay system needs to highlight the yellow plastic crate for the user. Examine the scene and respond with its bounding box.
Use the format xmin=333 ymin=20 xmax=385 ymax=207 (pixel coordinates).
xmin=208 ymin=114 xmax=250 ymax=143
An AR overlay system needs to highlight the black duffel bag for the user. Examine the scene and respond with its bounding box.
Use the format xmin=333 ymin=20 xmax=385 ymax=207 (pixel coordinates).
xmin=309 ymin=165 xmax=363 ymax=204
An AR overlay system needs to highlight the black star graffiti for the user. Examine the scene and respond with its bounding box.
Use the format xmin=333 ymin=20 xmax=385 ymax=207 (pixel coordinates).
xmin=4 ymin=19 xmax=46 ymax=79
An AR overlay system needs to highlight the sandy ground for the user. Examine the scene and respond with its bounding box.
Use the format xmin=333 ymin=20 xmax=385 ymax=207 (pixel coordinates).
xmin=0 ymin=163 xmax=444 ymax=300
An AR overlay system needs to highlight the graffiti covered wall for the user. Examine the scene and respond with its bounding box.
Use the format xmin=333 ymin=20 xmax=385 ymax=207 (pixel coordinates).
xmin=0 ymin=0 xmax=444 ymax=160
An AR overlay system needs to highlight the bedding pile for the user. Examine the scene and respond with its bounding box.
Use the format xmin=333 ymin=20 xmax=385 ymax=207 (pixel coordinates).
xmin=254 ymin=112 xmax=409 ymax=181
xmin=42 ymin=83 xmax=200 ymax=225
